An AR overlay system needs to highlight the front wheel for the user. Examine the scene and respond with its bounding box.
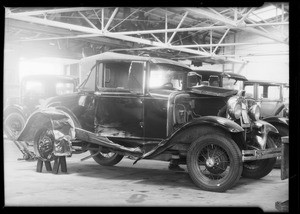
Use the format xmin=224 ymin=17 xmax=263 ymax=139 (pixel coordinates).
xmin=90 ymin=149 xmax=123 ymax=166
xmin=242 ymin=137 xmax=276 ymax=179
xmin=187 ymin=134 xmax=243 ymax=192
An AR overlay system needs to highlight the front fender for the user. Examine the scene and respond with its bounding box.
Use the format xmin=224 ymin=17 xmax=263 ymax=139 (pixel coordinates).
xmin=263 ymin=116 xmax=289 ymax=126
xmin=181 ymin=116 xmax=244 ymax=133
xmin=134 ymin=116 xmax=244 ymax=162
xmin=252 ymin=120 xmax=279 ymax=149
xmin=17 ymin=107 xmax=76 ymax=142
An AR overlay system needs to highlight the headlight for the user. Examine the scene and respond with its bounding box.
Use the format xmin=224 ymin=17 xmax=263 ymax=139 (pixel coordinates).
xmin=227 ymin=96 xmax=242 ymax=120
xmin=249 ymin=104 xmax=261 ymax=121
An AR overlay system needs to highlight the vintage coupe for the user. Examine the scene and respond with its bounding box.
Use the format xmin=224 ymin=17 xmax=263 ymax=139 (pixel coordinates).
xmin=4 ymin=75 xmax=78 ymax=140
xmin=17 ymin=52 xmax=281 ymax=192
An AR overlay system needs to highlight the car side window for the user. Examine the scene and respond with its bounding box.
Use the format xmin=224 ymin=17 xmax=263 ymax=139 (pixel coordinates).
xmin=82 ymin=67 xmax=96 ymax=91
xmin=103 ymin=61 xmax=144 ymax=94
xmin=258 ymin=85 xmax=280 ymax=100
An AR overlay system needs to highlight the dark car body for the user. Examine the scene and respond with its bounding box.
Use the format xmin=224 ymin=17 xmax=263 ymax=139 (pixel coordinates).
xmin=16 ymin=52 xmax=281 ymax=192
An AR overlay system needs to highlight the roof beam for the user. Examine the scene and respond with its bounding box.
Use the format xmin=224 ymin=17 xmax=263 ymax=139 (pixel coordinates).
xmin=78 ymin=11 xmax=98 ymax=29
xmin=185 ymin=7 xmax=288 ymax=44
xmin=186 ymin=8 xmax=238 ymax=27
xmin=212 ymin=28 xmax=230 ymax=54
xmin=168 ymin=11 xmax=188 ymax=44
xmin=173 ymin=41 xmax=280 ymax=48
xmin=7 ymin=7 xmax=102 ymax=16
xmin=104 ymin=8 xmax=119 ymax=31
xmin=109 ymin=22 xmax=288 ymax=35
xmin=6 ymin=13 xmax=211 ymax=57
xmin=236 ymin=8 xmax=255 ymax=25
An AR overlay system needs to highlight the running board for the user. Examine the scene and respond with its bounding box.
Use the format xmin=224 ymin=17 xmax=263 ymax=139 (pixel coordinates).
xmin=242 ymin=147 xmax=282 ymax=162
xmin=75 ymin=128 xmax=143 ymax=157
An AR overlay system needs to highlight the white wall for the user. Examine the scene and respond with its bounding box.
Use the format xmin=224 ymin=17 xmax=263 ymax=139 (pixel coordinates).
xmin=224 ymin=25 xmax=289 ymax=83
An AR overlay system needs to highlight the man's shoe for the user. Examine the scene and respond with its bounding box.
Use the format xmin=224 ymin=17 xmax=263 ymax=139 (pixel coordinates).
xmin=168 ymin=164 xmax=185 ymax=172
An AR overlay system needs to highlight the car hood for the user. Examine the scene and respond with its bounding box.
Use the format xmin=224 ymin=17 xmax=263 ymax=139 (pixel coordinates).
xmin=149 ymin=86 xmax=237 ymax=99
xmin=189 ymin=85 xmax=238 ymax=97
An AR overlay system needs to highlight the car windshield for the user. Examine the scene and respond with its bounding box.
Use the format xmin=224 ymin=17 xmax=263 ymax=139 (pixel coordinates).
xmin=23 ymin=81 xmax=45 ymax=97
xmin=222 ymin=77 xmax=244 ymax=90
xmin=149 ymin=63 xmax=188 ymax=90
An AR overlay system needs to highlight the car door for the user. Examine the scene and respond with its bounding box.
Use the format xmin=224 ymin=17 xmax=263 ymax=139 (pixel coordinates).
xmin=94 ymin=61 xmax=146 ymax=138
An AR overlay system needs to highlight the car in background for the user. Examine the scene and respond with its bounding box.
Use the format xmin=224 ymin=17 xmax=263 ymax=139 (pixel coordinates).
xmin=16 ymin=52 xmax=281 ymax=192
xmin=187 ymin=70 xmax=248 ymax=91
xmin=4 ymin=75 xmax=78 ymax=140
xmin=244 ymin=80 xmax=289 ymax=119
xmin=188 ymin=71 xmax=288 ymax=135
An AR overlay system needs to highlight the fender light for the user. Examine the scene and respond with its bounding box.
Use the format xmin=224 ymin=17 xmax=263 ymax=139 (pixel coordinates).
xmin=227 ymin=96 xmax=242 ymax=120
xmin=249 ymin=104 xmax=261 ymax=121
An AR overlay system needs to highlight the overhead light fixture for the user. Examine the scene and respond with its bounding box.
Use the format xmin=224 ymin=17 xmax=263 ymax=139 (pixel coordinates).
xmin=248 ymin=5 xmax=285 ymax=22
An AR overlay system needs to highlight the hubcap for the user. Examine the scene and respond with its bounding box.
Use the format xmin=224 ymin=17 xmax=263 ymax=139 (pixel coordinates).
xmin=206 ymin=158 xmax=215 ymax=167
xmin=37 ymin=130 xmax=54 ymax=160
xmin=198 ymin=144 xmax=230 ymax=178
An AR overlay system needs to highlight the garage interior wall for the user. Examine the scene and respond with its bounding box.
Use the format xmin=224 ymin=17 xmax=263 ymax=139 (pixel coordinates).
xmin=224 ymin=26 xmax=289 ymax=83
xmin=3 ymin=50 xmax=21 ymax=105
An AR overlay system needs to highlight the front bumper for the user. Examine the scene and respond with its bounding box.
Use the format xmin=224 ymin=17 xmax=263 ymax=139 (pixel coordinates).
xmin=242 ymin=147 xmax=281 ymax=162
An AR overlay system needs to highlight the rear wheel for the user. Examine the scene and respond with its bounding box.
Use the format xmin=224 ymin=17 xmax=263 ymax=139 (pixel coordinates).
xmin=242 ymin=137 xmax=276 ymax=179
xmin=90 ymin=149 xmax=123 ymax=166
xmin=4 ymin=112 xmax=26 ymax=140
xmin=187 ymin=134 xmax=242 ymax=192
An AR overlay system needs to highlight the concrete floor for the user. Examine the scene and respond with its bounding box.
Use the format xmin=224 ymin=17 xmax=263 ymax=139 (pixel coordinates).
xmin=4 ymin=138 xmax=288 ymax=210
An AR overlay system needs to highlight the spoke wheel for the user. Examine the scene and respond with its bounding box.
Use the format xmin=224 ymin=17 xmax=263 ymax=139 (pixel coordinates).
xmin=34 ymin=128 xmax=55 ymax=161
xmin=187 ymin=134 xmax=242 ymax=192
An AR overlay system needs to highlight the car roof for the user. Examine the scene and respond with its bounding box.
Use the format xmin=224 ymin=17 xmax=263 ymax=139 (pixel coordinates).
xmin=245 ymin=79 xmax=289 ymax=86
xmin=192 ymin=70 xmax=248 ymax=81
xmin=21 ymin=75 xmax=77 ymax=82
xmin=79 ymin=52 xmax=192 ymax=70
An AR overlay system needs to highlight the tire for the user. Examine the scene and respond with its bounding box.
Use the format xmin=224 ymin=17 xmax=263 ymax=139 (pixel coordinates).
xmin=186 ymin=134 xmax=243 ymax=192
xmin=4 ymin=111 xmax=26 ymax=140
xmin=33 ymin=128 xmax=56 ymax=161
xmin=242 ymin=137 xmax=277 ymax=179
xmin=90 ymin=149 xmax=123 ymax=166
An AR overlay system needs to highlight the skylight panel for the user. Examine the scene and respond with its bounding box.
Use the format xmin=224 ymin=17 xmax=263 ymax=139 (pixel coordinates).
xmin=248 ymin=5 xmax=285 ymax=22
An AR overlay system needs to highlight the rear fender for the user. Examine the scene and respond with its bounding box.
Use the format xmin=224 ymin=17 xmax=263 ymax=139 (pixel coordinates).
xmin=135 ymin=116 xmax=244 ymax=162
xmin=17 ymin=107 xmax=76 ymax=143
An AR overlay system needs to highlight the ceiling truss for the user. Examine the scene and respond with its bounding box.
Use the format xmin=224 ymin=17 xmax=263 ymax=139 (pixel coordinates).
xmin=5 ymin=5 xmax=289 ymax=64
